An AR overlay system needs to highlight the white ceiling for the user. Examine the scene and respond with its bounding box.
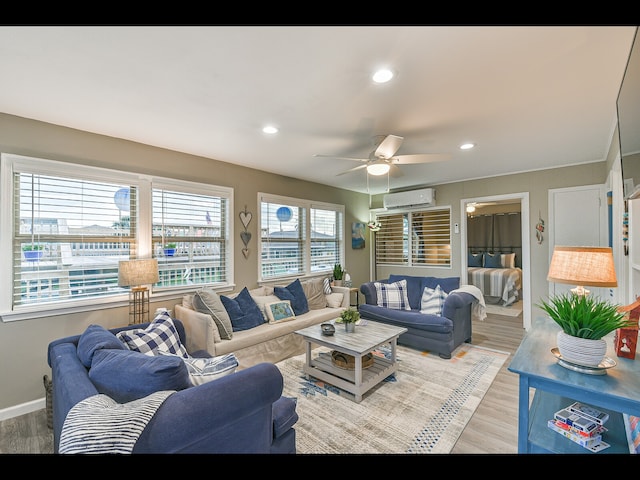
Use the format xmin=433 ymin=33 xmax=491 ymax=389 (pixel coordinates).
xmin=0 ymin=25 xmax=636 ymax=194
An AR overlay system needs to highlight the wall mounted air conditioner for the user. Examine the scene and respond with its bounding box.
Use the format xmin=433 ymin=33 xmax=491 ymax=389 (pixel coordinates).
xmin=383 ymin=188 xmax=435 ymax=209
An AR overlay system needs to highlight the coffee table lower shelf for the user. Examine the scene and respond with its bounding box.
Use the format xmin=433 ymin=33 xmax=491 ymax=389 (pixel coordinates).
xmin=303 ymin=351 xmax=396 ymax=402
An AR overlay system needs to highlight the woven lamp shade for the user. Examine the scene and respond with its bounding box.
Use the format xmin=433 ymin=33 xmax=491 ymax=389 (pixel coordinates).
xmin=118 ymin=259 xmax=159 ymax=287
xmin=547 ymin=246 xmax=617 ymax=288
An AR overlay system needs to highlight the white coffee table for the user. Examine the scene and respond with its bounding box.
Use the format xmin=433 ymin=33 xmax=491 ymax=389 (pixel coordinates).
xmin=294 ymin=320 xmax=407 ymax=403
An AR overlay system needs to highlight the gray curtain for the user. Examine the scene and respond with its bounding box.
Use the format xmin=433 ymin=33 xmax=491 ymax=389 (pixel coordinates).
xmin=468 ymin=212 xmax=522 ymax=266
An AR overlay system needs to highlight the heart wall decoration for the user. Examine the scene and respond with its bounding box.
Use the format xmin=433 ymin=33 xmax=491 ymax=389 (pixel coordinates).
xmin=239 ymin=205 xmax=252 ymax=259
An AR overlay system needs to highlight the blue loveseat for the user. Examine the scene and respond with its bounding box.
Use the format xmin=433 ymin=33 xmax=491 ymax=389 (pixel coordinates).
xmin=47 ymin=318 xmax=298 ymax=454
xmin=359 ymin=275 xmax=475 ymax=359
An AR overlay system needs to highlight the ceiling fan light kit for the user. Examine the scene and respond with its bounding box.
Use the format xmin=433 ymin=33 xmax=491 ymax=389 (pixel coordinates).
xmin=366 ymin=163 xmax=390 ymax=175
xmin=314 ymin=134 xmax=452 ymax=190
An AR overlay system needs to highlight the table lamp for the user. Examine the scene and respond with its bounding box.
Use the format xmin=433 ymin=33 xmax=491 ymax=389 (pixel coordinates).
xmin=546 ymin=246 xmax=617 ymax=296
xmin=118 ymin=259 xmax=159 ymax=324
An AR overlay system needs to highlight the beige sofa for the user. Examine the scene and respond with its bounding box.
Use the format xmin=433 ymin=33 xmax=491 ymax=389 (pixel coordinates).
xmin=174 ymin=282 xmax=350 ymax=369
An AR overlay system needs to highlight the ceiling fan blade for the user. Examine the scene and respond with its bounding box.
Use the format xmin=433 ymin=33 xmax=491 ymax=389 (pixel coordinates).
xmin=393 ymin=153 xmax=452 ymax=164
xmin=389 ymin=164 xmax=404 ymax=178
xmin=313 ymin=154 xmax=368 ymax=162
xmin=336 ymin=164 xmax=367 ymax=176
xmin=374 ymin=135 xmax=404 ymax=159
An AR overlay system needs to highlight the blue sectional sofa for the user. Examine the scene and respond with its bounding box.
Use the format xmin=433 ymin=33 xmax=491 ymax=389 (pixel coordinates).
xmin=359 ymin=274 xmax=475 ymax=359
xmin=47 ymin=318 xmax=298 ymax=454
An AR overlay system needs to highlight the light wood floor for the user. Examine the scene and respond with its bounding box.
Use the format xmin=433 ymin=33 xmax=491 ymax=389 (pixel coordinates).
xmin=0 ymin=311 xmax=525 ymax=455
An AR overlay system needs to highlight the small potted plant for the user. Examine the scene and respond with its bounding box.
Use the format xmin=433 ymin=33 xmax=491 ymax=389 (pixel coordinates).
xmin=537 ymin=293 xmax=635 ymax=366
xmin=163 ymin=243 xmax=177 ymax=257
xmin=333 ymin=263 xmax=344 ymax=286
xmin=339 ymin=307 xmax=360 ymax=333
xmin=22 ymin=244 xmax=44 ymax=261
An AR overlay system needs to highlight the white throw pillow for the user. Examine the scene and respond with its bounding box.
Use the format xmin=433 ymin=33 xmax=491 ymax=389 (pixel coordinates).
xmin=250 ymin=294 xmax=282 ymax=322
xmin=420 ymin=285 xmax=449 ymax=316
xmin=325 ymin=292 xmax=344 ymax=308
xmin=159 ymin=351 xmax=238 ymax=386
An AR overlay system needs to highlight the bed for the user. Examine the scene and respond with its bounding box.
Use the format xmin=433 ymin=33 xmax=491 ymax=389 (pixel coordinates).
xmin=467 ymin=250 xmax=522 ymax=306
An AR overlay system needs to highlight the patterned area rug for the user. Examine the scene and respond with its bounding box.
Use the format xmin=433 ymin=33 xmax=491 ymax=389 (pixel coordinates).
xmin=277 ymin=343 xmax=509 ymax=454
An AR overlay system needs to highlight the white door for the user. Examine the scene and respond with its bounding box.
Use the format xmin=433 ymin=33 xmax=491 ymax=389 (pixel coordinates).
xmin=548 ymin=185 xmax=608 ymax=299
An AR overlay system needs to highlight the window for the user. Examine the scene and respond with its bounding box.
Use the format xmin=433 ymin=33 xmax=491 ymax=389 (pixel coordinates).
xmin=259 ymin=193 xmax=344 ymax=281
xmin=374 ymin=207 xmax=451 ymax=267
xmin=0 ymin=153 xmax=233 ymax=320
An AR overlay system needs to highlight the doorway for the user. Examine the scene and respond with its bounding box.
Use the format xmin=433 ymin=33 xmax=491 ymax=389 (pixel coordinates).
xmin=460 ymin=193 xmax=531 ymax=330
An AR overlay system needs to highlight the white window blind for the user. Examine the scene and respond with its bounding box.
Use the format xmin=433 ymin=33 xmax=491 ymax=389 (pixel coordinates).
xmin=375 ymin=207 xmax=451 ymax=267
xmin=259 ymin=194 xmax=344 ymax=281
xmin=1 ymin=153 xmax=234 ymax=319
xmin=152 ymin=186 xmax=230 ymax=288
xmin=12 ymin=172 xmax=137 ymax=307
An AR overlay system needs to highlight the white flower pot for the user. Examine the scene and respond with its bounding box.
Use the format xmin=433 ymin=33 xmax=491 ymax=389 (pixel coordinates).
xmin=557 ymin=331 xmax=607 ymax=367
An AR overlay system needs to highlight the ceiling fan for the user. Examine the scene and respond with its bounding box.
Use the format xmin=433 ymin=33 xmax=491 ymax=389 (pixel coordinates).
xmin=314 ymin=134 xmax=451 ymax=177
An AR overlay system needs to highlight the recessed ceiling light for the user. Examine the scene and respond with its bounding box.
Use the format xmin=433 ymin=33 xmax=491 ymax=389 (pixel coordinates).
xmin=262 ymin=126 xmax=278 ymax=134
xmin=372 ymin=68 xmax=394 ymax=84
xmin=460 ymin=143 xmax=475 ymax=150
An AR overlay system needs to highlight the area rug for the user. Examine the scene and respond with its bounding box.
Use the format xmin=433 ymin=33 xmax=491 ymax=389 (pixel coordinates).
xmin=276 ymin=343 xmax=509 ymax=454
xmin=485 ymin=300 xmax=523 ymax=317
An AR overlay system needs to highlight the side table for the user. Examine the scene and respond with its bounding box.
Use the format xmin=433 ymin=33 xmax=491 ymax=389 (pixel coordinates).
xmin=349 ymin=287 xmax=360 ymax=308
xmin=508 ymin=316 xmax=640 ymax=453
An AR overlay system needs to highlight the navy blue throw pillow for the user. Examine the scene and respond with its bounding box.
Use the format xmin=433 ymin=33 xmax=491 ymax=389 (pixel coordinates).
xmin=274 ymin=278 xmax=309 ymax=315
xmin=220 ymin=287 xmax=265 ymax=332
xmin=77 ymin=324 xmax=127 ymax=368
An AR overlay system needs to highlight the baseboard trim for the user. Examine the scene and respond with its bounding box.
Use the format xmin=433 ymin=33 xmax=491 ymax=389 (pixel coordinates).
xmin=0 ymin=397 xmax=45 ymax=422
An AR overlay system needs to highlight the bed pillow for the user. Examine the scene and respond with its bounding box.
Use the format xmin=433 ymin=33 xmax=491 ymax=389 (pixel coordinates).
xmin=374 ymin=279 xmax=411 ymax=310
xmin=116 ymin=313 xmax=188 ymax=358
xmin=193 ymin=289 xmax=234 ymax=340
xmin=468 ymin=252 xmax=483 ymax=267
xmin=274 ymin=278 xmax=309 ymax=315
xmin=265 ymin=300 xmax=297 ymax=324
xmin=420 ymin=285 xmax=449 ymax=316
xmin=89 ymin=348 xmax=191 ymax=403
xmin=501 ymin=253 xmax=516 ymax=268
xmin=483 ymin=252 xmax=502 ymax=268
xmin=220 ymin=287 xmax=265 ymax=332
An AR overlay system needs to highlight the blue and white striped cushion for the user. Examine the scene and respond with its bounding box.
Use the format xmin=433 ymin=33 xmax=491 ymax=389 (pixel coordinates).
xmin=419 ymin=285 xmax=449 ymax=316
xmin=374 ymin=279 xmax=411 ymax=310
xmin=323 ymin=277 xmax=332 ymax=295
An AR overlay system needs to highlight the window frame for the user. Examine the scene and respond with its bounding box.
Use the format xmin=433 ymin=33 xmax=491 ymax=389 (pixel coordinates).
xmin=0 ymin=153 xmax=233 ymax=322
xmin=257 ymin=192 xmax=345 ymax=283
xmin=374 ymin=205 xmax=452 ymax=268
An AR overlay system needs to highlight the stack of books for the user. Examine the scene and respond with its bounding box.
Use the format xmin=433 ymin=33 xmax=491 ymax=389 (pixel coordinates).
xmin=548 ymin=401 xmax=610 ymax=453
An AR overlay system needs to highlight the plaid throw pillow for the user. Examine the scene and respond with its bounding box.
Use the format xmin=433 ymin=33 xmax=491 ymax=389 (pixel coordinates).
xmin=419 ymin=285 xmax=449 ymax=316
xmin=374 ymin=279 xmax=411 ymax=310
xmin=116 ymin=312 xmax=188 ymax=358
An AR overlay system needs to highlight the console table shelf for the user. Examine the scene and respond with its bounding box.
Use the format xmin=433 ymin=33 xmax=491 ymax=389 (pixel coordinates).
xmin=508 ymin=317 xmax=640 ymax=454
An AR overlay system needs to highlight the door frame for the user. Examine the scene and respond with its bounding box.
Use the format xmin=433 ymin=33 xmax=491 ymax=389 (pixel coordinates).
xmin=460 ymin=192 xmax=531 ymax=330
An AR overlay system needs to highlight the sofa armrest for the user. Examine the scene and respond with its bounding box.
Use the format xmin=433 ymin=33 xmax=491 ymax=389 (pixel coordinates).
xmin=174 ymin=304 xmax=221 ymax=356
xmin=331 ymin=285 xmax=351 ymax=308
xmin=360 ymin=281 xmax=385 ymax=306
xmin=133 ymin=362 xmax=293 ymax=453
xmin=441 ymin=291 xmax=475 ymax=319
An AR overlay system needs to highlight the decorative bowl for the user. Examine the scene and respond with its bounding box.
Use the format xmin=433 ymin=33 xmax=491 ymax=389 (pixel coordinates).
xmin=321 ymin=323 xmax=335 ymax=336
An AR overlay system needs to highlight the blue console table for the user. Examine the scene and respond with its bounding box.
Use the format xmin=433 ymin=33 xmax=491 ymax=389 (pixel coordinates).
xmin=508 ymin=317 xmax=640 ymax=454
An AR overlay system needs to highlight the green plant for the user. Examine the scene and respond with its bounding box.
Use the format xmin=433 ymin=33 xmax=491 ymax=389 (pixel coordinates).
xmin=537 ymin=293 xmax=634 ymax=340
xmin=340 ymin=307 xmax=360 ymax=324
xmin=164 ymin=243 xmax=177 ymax=249
xmin=22 ymin=244 xmax=43 ymax=251
xmin=333 ymin=263 xmax=344 ymax=281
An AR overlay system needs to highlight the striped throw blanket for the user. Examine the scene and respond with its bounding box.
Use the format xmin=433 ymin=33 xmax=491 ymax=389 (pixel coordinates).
xmin=59 ymin=390 xmax=174 ymax=454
